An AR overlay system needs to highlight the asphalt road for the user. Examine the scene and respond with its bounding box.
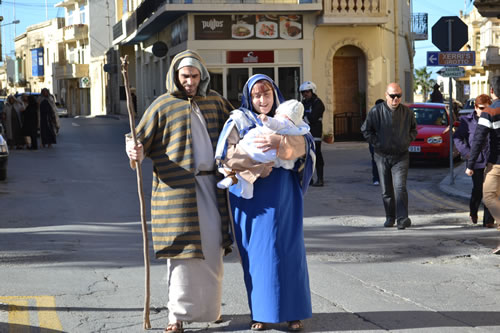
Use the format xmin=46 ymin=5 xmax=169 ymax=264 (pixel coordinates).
xmin=1 ymin=116 xmax=499 ymax=332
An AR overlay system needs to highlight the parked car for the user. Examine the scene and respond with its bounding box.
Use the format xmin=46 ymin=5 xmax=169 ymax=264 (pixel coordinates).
xmin=55 ymin=102 xmax=68 ymax=117
xmin=459 ymin=98 xmax=475 ymax=116
xmin=408 ymin=102 xmax=459 ymax=161
xmin=0 ymin=123 xmax=8 ymax=181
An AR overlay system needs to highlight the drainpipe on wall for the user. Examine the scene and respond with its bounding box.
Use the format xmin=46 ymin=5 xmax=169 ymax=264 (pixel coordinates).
xmin=393 ymin=0 xmax=399 ymax=83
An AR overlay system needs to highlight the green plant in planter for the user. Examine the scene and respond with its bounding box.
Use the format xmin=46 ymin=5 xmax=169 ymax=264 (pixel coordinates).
xmin=322 ymin=133 xmax=334 ymax=144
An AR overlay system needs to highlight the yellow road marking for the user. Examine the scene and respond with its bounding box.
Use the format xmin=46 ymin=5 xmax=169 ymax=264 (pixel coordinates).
xmin=0 ymin=296 xmax=62 ymax=331
xmin=35 ymin=296 xmax=63 ymax=330
xmin=410 ymin=189 xmax=467 ymax=210
xmin=7 ymin=299 xmax=29 ymax=332
xmin=419 ymin=189 xmax=468 ymax=210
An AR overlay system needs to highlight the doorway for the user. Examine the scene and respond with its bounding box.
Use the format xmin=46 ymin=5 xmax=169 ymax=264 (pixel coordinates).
xmin=333 ymin=46 xmax=366 ymax=141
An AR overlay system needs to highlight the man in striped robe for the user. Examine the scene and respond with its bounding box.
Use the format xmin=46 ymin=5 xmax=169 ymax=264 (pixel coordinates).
xmin=126 ymin=50 xmax=233 ymax=332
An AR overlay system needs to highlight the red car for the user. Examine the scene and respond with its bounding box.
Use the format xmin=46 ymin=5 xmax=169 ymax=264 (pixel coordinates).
xmin=408 ymin=103 xmax=459 ymax=161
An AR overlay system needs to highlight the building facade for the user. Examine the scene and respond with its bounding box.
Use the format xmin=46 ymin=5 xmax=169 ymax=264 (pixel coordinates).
xmin=14 ymin=18 xmax=65 ymax=95
xmin=10 ymin=0 xmax=115 ymax=116
xmin=54 ymin=0 xmax=116 ymax=116
xmin=110 ymin=0 xmax=414 ymax=141
xmin=461 ymin=7 xmax=500 ymax=100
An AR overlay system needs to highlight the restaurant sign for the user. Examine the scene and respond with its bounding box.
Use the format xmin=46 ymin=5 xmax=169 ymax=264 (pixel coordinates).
xmin=195 ymin=14 xmax=303 ymax=40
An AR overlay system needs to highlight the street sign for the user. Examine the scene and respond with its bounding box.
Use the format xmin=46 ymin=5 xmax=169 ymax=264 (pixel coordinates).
xmin=426 ymin=51 xmax=475 ymax=66
xmin=432 ymin=16 xmax=468 ymax=52
xmin=427 ymin=52 xmax=439 ymax=66
xmin=441 ymin=67 xmax=465 ymax=78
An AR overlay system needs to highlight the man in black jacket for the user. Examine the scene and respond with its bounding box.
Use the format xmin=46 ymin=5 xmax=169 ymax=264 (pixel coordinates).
xmin=300 ymin=81 xmax=326 ymax=186
xmin=361 ymin=83 xmax=417 ymax=229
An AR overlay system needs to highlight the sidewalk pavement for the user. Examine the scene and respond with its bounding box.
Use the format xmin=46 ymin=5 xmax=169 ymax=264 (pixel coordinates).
xmin=439 ymin=161 xmax=472 ymax=200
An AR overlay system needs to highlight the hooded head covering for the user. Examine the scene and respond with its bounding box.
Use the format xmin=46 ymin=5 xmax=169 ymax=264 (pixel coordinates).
xmin=240 ymin=74 xmax=285 ymax=117
xmin=166 ymin=50 xmax=211 ymax=97
xmin=276 ymin=99 xmax=304 ymax=125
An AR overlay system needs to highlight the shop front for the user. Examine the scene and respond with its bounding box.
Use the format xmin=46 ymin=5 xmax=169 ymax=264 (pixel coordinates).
xmin=193 ymin=13 xmax=311 ymax=107
xmin=205 ymin=50 xmax=302 ymax=108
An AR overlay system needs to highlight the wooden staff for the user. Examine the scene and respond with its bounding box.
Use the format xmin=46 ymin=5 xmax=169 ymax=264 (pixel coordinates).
xmin=120 ymin=55 xmax=151 ymax=329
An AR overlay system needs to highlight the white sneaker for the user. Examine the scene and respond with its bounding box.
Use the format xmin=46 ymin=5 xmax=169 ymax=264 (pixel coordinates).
xmin=373 ymin=181 xmax=380 ymax=186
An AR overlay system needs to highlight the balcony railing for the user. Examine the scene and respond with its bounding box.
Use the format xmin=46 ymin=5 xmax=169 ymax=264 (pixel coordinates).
xmin=61 ymin=24 xmax=88 ymax=43
xmin=320 ymin=0 xmax=389 ymax=25
xmin=54 ymin=63 xmax=89 ymax=79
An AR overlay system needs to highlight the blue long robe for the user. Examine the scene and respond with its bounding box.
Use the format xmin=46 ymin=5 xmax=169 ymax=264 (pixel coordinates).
xmin=216 ymin=74 xmax=314 ymax=323
xmin=230 ymin=161 xmax=312 ymax=323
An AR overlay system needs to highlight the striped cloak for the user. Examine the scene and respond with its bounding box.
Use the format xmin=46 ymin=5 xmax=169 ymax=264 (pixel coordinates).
xmin=135 ymin=50 xmax=233 ymax=259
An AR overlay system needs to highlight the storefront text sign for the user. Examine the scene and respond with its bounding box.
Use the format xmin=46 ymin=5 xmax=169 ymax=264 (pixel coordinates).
xmin=195 ymin=16 xmax=232 ymax=40
xmin=195 ymin=14 xmax=303 ymax=40
xmin=227 ymin=51 xmax=274 ymax=64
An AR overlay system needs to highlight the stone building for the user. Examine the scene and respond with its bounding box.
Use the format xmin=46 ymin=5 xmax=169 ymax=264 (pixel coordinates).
xmin=110 ymin=0 xmax=414 ymax=141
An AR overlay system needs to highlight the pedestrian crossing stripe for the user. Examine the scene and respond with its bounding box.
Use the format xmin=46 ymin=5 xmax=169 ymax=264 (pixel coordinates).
xmin=0 ymin=296 xmax=62 ymax=331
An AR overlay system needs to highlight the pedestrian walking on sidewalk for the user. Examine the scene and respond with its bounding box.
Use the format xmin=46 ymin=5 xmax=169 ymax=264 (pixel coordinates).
xmin=125 ymin=50 xmax=234 ymax=332
xmin=454 ymin=94 xmax=494 ymax=227
xmin=429 ymin=83 xmax=444 ymax=103
xmin=216 ymin=74 xmax=315 ymax=331
xmin=361 ymin=83 xmax=417 ymax=229
xmin=39 ymin=88 xmax=59 ymax=148
xmin=466 ymin=76 xmax=500 ymax=253
xmin=300 ymin=81 xmax=325 ymax=186
xmin=23 ymin=95 xmax=39 ymax=150
xmin=4 ymin=94 xmax=25 ymax=149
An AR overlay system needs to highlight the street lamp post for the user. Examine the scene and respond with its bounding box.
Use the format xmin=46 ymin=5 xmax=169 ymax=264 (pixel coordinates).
xmin=0 ymin=19 xmax=21 ymax=62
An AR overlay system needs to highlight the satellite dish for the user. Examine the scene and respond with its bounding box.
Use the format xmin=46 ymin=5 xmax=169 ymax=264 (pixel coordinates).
xmin=152 ymin=42 xmax=168 ymax=58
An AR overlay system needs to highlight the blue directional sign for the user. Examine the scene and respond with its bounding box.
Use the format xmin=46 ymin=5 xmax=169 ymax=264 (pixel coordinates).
xmin=427 ymin=51 xmax=475 ymax=67
xmin=427 ymin=52 xmax=439 ymax=66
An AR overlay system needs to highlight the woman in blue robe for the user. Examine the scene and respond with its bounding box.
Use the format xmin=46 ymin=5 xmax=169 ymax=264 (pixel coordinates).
xmin=215 ymin=74 xmax=315 ymax=331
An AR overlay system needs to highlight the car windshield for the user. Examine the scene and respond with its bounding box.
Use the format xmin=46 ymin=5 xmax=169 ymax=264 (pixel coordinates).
xmin=412 ymin=107 xmax=448 ymax=126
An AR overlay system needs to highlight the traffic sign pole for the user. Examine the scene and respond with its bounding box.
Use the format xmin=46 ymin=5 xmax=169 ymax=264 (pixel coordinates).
xmin=447 ymin=18 xmax=454 ymax=185
xmin=431 ymin=15 xmax=469 ymax=185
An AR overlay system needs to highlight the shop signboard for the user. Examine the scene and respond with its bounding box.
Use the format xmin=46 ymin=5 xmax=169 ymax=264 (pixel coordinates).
xmin=195 ymin=14 xmax=303 ymax=40
xmin=226 ymin=51 xmax=274 ymax=64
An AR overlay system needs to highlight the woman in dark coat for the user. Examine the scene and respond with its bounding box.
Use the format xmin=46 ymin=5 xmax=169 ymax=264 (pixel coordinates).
xmin=453 ymin=94 xmax=494 ymax=227
xmin=23 ymin=95 xmax=39 ymax=150
xmin=39 ymin=88 xmax=59 ymax=148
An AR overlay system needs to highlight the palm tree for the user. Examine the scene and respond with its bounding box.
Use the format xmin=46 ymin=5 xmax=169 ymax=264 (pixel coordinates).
xmin=413 ymin=67 xmax=434 ymax=101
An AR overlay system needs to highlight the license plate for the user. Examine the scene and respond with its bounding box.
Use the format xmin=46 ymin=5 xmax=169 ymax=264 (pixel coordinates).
xmin=409 ymin=146 xmax=421 ymax=153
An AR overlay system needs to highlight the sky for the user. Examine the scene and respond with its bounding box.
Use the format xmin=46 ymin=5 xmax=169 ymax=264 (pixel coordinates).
xmin=413 ymin=0 xmax=475 ymax=77
xmin=0 ymin=0 xmax=62 ymax=63
xmin=0 ymin=0 xmax=477 ymax=71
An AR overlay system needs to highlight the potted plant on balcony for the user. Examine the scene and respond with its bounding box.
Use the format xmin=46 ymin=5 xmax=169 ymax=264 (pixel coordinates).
xmin=322 ymin=133 xmax=334 ymax=144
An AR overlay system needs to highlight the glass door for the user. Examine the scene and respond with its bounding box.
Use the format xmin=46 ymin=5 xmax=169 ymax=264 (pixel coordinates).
xmin=252 ymin=67 xmax=274 ymax=80
xmin=278 ymin=67 xmax=301 ymax=100
xmin=227 ymin=68 xmax=249 ymax=109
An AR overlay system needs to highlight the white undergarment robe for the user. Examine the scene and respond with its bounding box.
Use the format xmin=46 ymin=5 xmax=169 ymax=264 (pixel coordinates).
xmin=166 ymin=101 xmax=224 ymax=324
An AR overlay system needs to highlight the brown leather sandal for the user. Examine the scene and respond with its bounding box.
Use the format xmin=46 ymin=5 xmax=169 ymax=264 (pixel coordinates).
xmin=251 ymin=321 xmax=267 ymax=331
xmin=287 ymin=320 xmax=304 ymax=331
xmin=164 ymin=321 xmax=183 ymax=332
